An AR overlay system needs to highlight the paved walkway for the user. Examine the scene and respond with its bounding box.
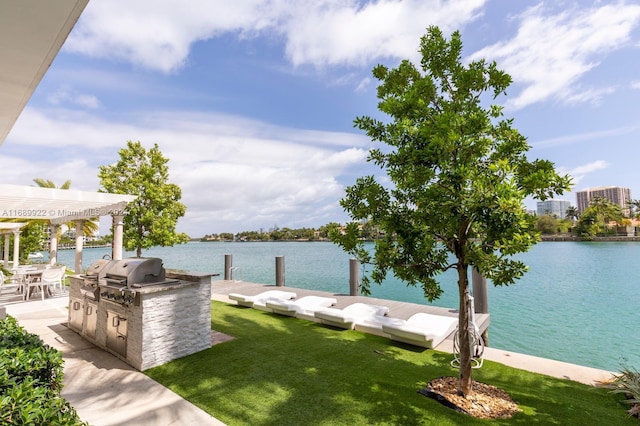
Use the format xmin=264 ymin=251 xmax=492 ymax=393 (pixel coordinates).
xmin=2 ymin=297 xmax=225 ymax=426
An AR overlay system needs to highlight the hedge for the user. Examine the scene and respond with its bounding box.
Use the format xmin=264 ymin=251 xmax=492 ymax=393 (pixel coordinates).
xmin=0 ymin=315 xmax=86 ymax=425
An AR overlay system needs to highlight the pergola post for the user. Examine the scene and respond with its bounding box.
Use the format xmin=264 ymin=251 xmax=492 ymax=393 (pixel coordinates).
xmin=12 ymin=230 xmax=20 ymax=269
xmin=112 ymin=215 xmax=124 ymax=260
xmin=74 ymin=220 xmax=84 ymax=273
xmin=3 ymin=234 xmax=9 ymax=268
xmin=49 ymin=224 xmax=59 ymax=265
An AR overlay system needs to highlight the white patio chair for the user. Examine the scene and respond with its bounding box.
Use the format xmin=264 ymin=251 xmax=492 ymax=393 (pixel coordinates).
xmin=0 ymin=270 xmax=9 ymax=294
xmin=26 ymin=267 xmax=65 ymax=300
xmin=10 ymin=266 xmax=35 ymax=295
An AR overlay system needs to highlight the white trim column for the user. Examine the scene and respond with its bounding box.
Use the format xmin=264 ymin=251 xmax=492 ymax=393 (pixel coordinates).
xmin=12 ymin=230 xmax=20 ymax=269
xmin=49 ymin=224 xmax=59 ymax=266
xmin=112 ymin=215 xmax=124 ymax=260
xmin=74 ymin=220 xmax=84 ymax=273
xmin=3 ymin=234 xmax=9 ymax=268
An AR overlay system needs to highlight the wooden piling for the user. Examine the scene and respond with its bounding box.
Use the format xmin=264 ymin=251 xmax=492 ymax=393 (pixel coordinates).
xmin=275 ymin=256 xmax=285 ymax=287
xmin=349 ymin=258 xmax=359 ymax=296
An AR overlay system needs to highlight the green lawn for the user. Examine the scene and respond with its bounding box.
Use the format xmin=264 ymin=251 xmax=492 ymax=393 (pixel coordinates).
xmin=145 ymin=301 xmax=632 ymax=425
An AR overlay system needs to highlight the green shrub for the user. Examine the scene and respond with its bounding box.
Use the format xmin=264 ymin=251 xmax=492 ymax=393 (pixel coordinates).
xmin=0 ymin=316 xmax=86 ymax=425
xmin=0 ymin=347 xmax=63 ymax=392
xmin=0 ymin=316 xmax=43 ymax=349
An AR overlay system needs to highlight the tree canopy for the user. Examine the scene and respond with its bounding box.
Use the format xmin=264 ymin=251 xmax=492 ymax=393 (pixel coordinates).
xmin=331 ymin=26 xmax=571 ymax=396
xmin=98 ymin=141 xmax=189 ymax=257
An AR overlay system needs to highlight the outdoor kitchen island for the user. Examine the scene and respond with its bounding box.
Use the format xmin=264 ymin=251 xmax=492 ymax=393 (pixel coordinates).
xmin=67 ymin=258 xmax=214 ymax=371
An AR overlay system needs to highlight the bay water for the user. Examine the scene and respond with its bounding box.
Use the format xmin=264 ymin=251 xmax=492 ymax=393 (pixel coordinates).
xmin=57 ymin=241 xmax=639 ymax=372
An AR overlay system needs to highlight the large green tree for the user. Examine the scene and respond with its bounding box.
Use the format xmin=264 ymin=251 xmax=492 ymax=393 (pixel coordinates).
xmin=589 ymin=196 xmax=622 ymax=234
xmin=332 ymin=27 xmax=571 ymax=396
xmin=98 ymin=141 xmax=189 ymax=256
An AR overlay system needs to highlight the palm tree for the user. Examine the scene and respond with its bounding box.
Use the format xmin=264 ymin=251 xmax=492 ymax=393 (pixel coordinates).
xmin=33 ymin=178 xmax=71 ymax=190
xmin=33 ymin=178 xmax=99 ymax=237
xmin=626 ymin=199 xmax=640 ymax=219
xmin=565 ymin=206 xmax=579 ymax=222
xmin=589 ymin=196 xmax=622 ymax=235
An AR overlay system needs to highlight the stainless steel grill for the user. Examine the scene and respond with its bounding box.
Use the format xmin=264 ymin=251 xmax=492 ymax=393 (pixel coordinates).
xmin=79 ymin=258 xmax=112 ymax=299
xmin=99 ymin=257 xmax=176 ymax=289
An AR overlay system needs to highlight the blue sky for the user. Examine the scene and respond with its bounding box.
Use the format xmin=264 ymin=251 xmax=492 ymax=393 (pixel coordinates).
xmin=2 ymin=0 xmax=640 ymax=237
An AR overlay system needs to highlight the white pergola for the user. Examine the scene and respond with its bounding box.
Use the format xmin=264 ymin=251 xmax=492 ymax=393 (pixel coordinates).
xmin=0 ymin=184 xmax=135 ymax=272
xmin=0 ymin=1 xmax=138 ymax=273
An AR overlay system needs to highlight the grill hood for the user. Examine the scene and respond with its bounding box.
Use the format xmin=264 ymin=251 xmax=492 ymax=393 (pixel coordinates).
xmin=100 ymin=257 xmax=168 ymax=288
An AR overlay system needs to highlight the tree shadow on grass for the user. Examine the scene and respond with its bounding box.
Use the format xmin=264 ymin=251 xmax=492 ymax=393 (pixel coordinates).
xmin=144 ymin=302 xmax=632 ymax=425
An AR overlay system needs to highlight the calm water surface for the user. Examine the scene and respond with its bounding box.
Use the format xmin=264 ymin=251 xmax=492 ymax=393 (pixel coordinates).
xmin=58 ymin=241 xmax=639 ymax=372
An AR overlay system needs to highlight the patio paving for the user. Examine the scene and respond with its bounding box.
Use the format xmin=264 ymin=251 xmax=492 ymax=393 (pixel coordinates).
xmin=2 ymin=295 xmax=224 ymax=426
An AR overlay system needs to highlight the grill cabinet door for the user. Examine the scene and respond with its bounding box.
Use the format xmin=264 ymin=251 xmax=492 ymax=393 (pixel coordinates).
xmin=106 ymin=310 xmax=127 ymax=358
xmin=68 ymin=298 xmax=83 ymax=332
xmin=84 ymin=302 xmax=98 ymax=339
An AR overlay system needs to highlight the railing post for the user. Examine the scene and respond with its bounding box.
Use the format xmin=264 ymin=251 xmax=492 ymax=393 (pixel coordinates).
xmin=224 ymin=254 xmax=232 ymax=281
xmin=275 ymin=256 xmax=285 ymax=286
xmin=349 ymin=258 xmax=359 ymax=296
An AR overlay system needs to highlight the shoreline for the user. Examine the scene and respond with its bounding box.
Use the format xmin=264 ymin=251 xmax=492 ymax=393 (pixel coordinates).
xmin=541 ymin=235 xmax=640 ymax=242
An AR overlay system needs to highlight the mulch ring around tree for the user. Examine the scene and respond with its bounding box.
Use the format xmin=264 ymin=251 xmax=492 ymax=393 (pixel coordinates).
xmin=419 ymin=376 xmax=521 ymax=419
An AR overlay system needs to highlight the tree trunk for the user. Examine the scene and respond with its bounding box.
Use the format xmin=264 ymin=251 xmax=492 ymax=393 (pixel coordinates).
xmin=136 ymin=246 xmax=142 ymax=257
xmin=457 ymin=264 xmax=473 ymax=396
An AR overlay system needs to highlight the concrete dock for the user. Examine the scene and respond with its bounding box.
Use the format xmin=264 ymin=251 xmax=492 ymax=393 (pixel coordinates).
xmin=211 ymin=280 xmax=614 ymax=386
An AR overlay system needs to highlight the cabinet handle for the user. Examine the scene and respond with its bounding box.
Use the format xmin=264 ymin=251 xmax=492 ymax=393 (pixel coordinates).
xmin=73 ymin=301 xmax=81 ymax=310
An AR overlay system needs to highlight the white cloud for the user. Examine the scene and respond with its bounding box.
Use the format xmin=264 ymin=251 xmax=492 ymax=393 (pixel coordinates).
xmin=561 ymin=85 xmax=616 ymax=106
xmin=566 ymin=160 xmax=610 ymax=177
xmin=355 ymin=77 xmax=372 ymax=93
xmin=65 ymin=0 xmax=486 ymax=73
xmin=6 ymin=108 xmax=141 ymax=149
xmin=280 ymin=0 xmax=486 ymax=68
xmin=558 ymin=160 xmax=610 ymax=187
xmin=3 ymin=107 xmax=370 ymax=235
xmin=47 ymin=86 xmax=100 ymax=109
xmin=632 ymin=81 xmax=640 ymax=90
xmin=532 ymin=124 xmax=640 ymax=148
xmin=470 ymin=3 xmax=640 ymax=110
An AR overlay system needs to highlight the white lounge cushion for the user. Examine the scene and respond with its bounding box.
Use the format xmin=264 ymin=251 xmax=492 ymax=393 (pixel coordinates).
xmin=314 ymin=303 xmax=390 ymax=329
xmin=357 ymin=315 xmax=406 ymax=330
xmin=266 ymin=295 xmax=337 ymax=318
xmin=382 ymin=312 xmax=458 ymax=349
xmin=228 ymin=290 xmax=297 ymax=310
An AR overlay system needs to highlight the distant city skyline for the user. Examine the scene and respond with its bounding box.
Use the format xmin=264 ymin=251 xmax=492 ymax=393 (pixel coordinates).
xmin=536 ymin=200 xmax=571 ymax=219
xmin=575 ymin=186 xmax=632 ymax=214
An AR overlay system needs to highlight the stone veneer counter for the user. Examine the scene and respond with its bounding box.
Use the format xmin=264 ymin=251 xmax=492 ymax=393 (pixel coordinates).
xmin=68 ymin=270 xmax=213 ymax=371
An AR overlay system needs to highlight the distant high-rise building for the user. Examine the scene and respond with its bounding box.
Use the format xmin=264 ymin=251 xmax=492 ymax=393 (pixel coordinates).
xmin=575 ymin=186 xmax=631 ymax=214
xmin=536 ymin=200 xmax=571 ymax=219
